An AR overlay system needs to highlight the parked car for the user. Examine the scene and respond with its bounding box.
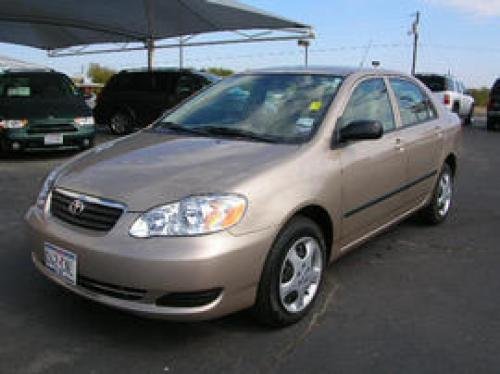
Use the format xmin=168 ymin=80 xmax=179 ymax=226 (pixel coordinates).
xmin=416 ymin=73 xmax=474 ymax=125
xmin=487 ymin=78 xmax=500 ymax=131
xmin=0 ymin=69 xmax=95 ymax=153
xmin=93 ymin=68 xmax=219 ymax=135
xmin=26 ymin=67 xmax=461 ymax=327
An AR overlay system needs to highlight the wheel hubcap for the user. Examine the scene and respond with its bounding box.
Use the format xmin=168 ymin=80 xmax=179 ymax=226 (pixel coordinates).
xmin=279 ymin=237 xmax=323 ymax=313
xmin=437 ymin=172 xmax=452 ymax=217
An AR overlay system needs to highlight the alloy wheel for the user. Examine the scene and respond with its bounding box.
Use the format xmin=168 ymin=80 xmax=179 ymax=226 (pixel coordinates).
xmin=279 ymin=236 xmax=323 ymax=313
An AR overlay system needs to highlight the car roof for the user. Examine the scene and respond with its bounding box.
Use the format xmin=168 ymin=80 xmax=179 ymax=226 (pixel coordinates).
xmin=117 ymin=68 xmax=220 ymax=82
xmin=241 ymin=65 xmax=403 ymax=78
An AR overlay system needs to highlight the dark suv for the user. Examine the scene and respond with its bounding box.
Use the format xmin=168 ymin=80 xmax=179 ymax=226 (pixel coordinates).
xmin=487 ymin=79 xmax=500 ymax=131
xmin=94 ymin=68 xmax=219 ymax=135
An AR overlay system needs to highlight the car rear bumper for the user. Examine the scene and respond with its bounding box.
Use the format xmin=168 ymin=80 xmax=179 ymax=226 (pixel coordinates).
xmin=1 ymin=127 xmax=95 ymax=152
xmin=25 ymin=206 xmax=276 ymax=320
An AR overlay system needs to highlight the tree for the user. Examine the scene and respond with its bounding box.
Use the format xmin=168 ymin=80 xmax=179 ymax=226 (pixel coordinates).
xmin=87 ymin=63 xmax=117 ymax=84
xmin=469 ymin=88 xmax=490 ymax=107
xmin=203 ymin=67 xmax=234 ymax=77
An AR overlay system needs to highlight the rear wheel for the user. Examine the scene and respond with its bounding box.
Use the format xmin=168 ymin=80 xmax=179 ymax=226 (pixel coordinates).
xmin=464 ymin=105 xmax=474 ymax=126
xmin=254 ymin=216 xmax=326 ymax=327
xmin=109 ymin=111 xmax=133 ymax=135
xmin=420 ymin=164 xmax=453 ymax=225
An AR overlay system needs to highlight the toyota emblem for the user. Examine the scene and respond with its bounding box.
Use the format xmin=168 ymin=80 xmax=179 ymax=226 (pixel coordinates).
xmin=68 ymin=199 xmax=85 ymax=216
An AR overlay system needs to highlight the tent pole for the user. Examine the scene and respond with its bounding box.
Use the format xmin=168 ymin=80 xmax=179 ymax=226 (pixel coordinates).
xmin=179 ymin=37 xmax=184 ymax=69
xmin=147 ymin=38 xmax=155 ymax=71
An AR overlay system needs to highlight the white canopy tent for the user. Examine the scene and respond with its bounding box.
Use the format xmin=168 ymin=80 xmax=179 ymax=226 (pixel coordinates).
xmin=0 ymin=0 xmax=314 ymax=69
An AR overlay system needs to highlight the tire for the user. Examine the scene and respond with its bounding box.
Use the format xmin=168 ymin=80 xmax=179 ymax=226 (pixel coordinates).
xmin=487 ymin=119 xmax=495 ymax=131
xmin=109 ymin=110 xmax=133 ymax=135
xmin=254 ymin=216 xmax=327 ymax=327
xmin=420 ymin=163 xmax=453 ymax=225
xmin=464 ymin=105 xmax=474 ymax=126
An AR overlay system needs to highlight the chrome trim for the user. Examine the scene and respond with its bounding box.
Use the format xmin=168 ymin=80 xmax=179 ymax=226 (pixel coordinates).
xmin=52 ymin=187 xmax=127 ymax=212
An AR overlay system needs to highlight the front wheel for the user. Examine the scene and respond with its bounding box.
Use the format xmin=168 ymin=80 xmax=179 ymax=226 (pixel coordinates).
xmin=254 ymin=216 xmax=326 ymax=327
xmin=420 ymin=164 xmax=454 ymax=225
xmin=109 ymin=111 xmax=133 ymax=135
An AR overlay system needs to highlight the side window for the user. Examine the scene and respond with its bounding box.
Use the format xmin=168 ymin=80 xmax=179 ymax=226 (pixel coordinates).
xmin=340 ymin=78 xmax=395 ymax=132
xmin=389 ymin=78 xmax=437 ymax=126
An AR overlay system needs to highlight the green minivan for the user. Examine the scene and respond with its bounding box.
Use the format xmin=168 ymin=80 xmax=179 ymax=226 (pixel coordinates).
xmin=0 ymin=69 xmax=95 ymax=153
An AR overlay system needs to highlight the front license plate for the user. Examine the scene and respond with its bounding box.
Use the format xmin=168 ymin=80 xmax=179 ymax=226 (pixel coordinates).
xmin=44 ymin=134 xmax=64 ymax=145
xmin=44 ymin=243 xmax=77 ymax=285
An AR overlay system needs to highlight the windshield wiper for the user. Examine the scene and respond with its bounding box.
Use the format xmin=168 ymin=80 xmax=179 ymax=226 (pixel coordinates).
xmin=199 ymin=126 xmax=279 ymax=143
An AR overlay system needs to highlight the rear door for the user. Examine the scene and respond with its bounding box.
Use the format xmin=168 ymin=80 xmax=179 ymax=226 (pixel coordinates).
xmin=388 ymin=77 xmax=443 ymax=207
xmin=338 ymin=77 xmax=407 ymax=246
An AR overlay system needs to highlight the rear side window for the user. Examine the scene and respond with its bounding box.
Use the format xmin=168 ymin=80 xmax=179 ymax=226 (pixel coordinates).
xmin=108 ymin=73 xmax=154 ymax=92
xmin=389 ymin=78 xmax=437 ymax=126
xmin=339 ymin=78 xmax=396 ymax=132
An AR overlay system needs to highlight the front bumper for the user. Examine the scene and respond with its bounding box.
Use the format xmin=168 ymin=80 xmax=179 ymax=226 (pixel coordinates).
xmin=1 ymin=126 xmax=95 ymax=152
xmin=25 ymin=206 xmax=276 ymax=320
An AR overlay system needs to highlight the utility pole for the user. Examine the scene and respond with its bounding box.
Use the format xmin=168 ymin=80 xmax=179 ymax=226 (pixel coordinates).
xmin=410 ymin=11 xmax=420 ymax=76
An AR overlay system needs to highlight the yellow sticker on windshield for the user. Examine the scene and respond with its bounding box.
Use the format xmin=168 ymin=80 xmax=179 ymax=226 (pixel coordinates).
xmin=309 ymin=101 xmax=322 ymax=111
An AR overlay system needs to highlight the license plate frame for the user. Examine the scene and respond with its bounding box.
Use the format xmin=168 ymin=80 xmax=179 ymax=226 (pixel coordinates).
xmin=44 ymin=242 xmax=77 ymax=285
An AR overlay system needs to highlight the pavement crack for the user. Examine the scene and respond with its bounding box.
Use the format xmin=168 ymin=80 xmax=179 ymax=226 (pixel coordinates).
xmin=273 ymin=283 xmax=340 ymax=364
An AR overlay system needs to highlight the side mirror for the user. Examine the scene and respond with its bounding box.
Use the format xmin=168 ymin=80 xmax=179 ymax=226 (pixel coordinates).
xmin=340 ymin=120 xmax=383 ymax=142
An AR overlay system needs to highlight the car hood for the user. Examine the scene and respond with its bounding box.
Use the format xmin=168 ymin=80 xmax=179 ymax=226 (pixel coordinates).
xmin=56 ymin=131 xmax=300 ymax=211
xmin=0 ymin=97 xmax=90 ymax=120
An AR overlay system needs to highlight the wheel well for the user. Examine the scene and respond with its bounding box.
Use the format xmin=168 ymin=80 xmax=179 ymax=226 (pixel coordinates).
xmin=445 ymin=154 xmax=457 ymax=176
xmin=294 ymin=205 xmax=334 ymax=260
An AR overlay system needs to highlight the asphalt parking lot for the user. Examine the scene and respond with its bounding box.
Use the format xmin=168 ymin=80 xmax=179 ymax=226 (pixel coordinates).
xmin=1 ymin=117 xmax=499 ymax=374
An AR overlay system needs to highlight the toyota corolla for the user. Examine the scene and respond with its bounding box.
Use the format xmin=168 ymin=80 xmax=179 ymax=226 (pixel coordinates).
xmin=26 ymin=67 xmax=461 ymax=326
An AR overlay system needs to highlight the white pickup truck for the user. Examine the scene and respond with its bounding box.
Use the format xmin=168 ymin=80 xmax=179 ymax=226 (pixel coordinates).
xmin=416 ymin=74 xmax=475 ymax=125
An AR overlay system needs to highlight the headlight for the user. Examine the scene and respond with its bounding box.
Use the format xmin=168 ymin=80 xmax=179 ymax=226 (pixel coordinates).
xmin=36 ymin=169 xmax=60 ymax=211
xmin=129 ymin=195 xmax=247 ymax=238
xmin=0 ymin=119 xmax=27 ymax=129
xmin=73 ymin=117 xmax=95 ymax=126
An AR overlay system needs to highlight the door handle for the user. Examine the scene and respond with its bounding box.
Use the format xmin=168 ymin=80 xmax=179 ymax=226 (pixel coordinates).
xmin=434 ymin=126 xmax=444 ymax=138
xmin=395 ymin=138 xmax=405 ymax=152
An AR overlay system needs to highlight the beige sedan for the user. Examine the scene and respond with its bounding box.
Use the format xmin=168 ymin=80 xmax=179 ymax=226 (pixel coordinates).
xmin=26 ymin=67 xmax=461 ymax=326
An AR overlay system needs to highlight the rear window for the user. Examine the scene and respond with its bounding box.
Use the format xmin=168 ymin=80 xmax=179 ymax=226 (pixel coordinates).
xmin=0 ymin=73 xmax=78 ymax=98
xmin=416 ymin=75 xmax=446 ymax=92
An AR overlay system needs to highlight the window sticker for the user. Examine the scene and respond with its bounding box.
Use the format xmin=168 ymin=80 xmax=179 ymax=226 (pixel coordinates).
xmin=296 ymin=117 xmax=315 ymax=128
xmin=7 ymin=86 xmax=30 ymax=97
xmin=309 ymin=101 xmax=322 ymax=111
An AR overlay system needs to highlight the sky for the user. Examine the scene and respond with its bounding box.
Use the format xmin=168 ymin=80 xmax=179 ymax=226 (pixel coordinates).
xmin=0 ymin=0 xmax=499 ymax=88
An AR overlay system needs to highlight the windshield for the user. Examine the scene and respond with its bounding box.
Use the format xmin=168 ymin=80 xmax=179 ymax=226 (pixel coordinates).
xmin=0 ymin=73 xmax=79 ymax=99
xmin=416 ymin=75 xmax=447 ymax=92
xmin=157 ymin=74 xmax=343 ymax=144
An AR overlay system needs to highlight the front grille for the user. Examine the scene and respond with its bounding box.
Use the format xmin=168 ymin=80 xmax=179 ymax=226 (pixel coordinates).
xmin=28 ymin=124 xmax=77 ymax=134
xmin=79 ymin=275 xmax=146 ymax=301
xmin=50 ymin=189 xmax=124 ymax=232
